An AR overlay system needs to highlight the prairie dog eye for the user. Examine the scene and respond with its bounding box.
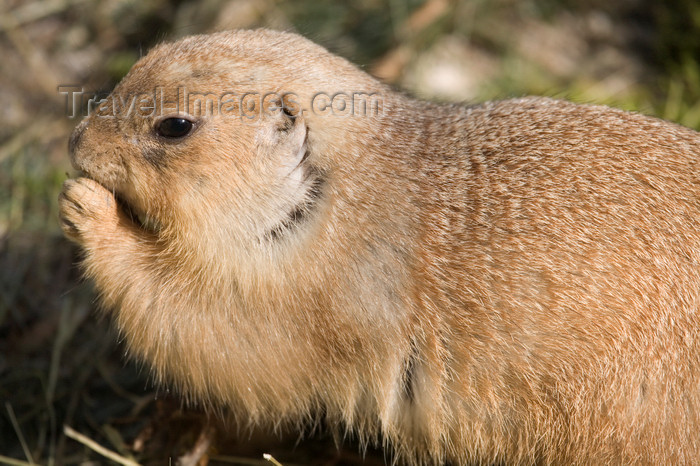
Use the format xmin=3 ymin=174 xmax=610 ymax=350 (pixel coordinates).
xmin=156 ymin=117 xmax=194 ymax=138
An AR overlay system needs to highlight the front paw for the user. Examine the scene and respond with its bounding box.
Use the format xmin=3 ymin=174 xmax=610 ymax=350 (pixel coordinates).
xmin=59 ymin=178 xmax=119 ymax=245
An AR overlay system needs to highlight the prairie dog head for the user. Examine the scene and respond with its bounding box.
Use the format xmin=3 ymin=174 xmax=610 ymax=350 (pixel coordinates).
xmin=69 ymin=29 xmax=387 ymax=267
xmin=63 ymin=28 xmax=418 ymax=453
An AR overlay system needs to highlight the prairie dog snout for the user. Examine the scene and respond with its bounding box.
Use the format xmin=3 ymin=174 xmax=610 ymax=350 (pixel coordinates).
xmin=59 ymin=29 xmax=700 ymax=464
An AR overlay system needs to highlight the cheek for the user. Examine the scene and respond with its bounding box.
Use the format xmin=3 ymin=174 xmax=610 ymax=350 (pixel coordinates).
xmin=196 ymin=140 xmax=262 ymax=197
xmin=140 ymin=142 xmax=168 ymax=168
xmin=155 ymin=125 xmax=276 ymax=224
xmin=119 ymin=162 xmax=173 ymax=218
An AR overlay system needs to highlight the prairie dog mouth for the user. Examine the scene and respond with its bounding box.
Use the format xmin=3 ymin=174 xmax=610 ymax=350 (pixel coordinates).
xmin=76 ymin=171 xmax=161 ymax=234
xmin=114 ymin=193 xmax=161 ymax=234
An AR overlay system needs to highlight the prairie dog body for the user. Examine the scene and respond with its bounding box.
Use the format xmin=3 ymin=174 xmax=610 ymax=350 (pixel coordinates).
xmin=60 ymin=29 xmax=700 ymax=464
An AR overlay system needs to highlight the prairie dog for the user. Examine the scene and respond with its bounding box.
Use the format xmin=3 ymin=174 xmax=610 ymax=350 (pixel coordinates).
xmin=59 ymin=29 xmax=700 ymax=464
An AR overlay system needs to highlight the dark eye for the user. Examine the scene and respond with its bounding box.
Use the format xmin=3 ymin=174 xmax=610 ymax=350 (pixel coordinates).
xmin=156 ymin=117 xmax=193 ymax=138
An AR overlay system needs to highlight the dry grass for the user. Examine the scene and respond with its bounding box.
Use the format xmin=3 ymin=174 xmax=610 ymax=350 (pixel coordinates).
xmin=1 ymin=0 xmax=698 ymax=464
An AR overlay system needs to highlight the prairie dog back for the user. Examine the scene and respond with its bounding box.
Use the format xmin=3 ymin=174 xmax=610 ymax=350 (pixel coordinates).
xmin=59 ymin=29 xmax=700 ymax=464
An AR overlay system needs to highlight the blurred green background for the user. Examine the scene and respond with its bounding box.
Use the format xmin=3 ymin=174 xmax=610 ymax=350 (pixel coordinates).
xmin=1 ymin=0 xmax=699 ymax=464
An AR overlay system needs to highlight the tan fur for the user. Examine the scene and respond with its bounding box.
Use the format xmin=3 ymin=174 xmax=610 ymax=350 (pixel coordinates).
xmin=59 ymin=29 xmax=700 ymax=464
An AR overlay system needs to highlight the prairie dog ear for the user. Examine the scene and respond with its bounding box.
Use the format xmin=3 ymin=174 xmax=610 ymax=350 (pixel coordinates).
xmin=257 ymin=101 xmax=308 ymax=175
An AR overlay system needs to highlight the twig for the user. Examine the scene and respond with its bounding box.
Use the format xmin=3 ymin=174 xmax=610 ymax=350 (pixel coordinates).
xmin=0 ymin=119 xmax=66 ymax=164
xmin=0 ymin=455 xmax=35 ymax=466
xmin=370 ymin=0 xmax=451 ymax=81
xmin=209 ymin=456 xmax=280 ymax=465
xmin=5 ymin=403 xmax=35 ymax=465
xmin=0 ymin=0 xmax=88 ymax=31
xmin=0 ymin=12 xmax=63 ymax=97
xmin=63 ymin=425 xmax=141 ymax=466
xmin=176 ymin=423 xmax=214 ymax=466
xmin=263 ymin=454 xmax=283 ymax=466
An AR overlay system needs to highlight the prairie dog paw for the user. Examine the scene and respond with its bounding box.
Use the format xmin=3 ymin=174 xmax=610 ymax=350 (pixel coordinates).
xmin=59 ymin=177 xmax=119 ymax=245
